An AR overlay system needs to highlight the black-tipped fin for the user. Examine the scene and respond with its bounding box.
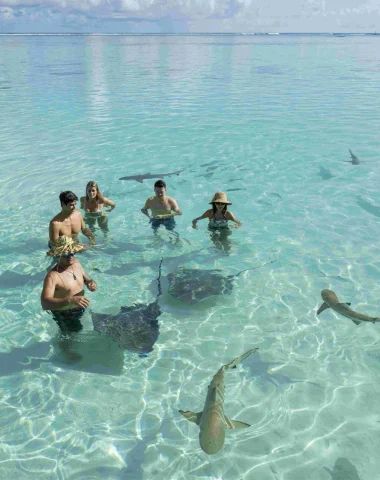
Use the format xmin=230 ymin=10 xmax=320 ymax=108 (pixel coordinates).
xmin=179 ymin=410 xmax=202 ymax=425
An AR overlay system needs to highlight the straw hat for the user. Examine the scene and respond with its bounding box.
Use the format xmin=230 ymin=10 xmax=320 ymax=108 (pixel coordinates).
xmin=209 ymin=192 xmax=232 ymax=205
xmin=47 ymin=236 xmax=86 ymax=257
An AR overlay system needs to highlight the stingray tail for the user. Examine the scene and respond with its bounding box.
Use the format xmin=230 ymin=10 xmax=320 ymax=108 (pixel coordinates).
xmin=156 ymin=257 xmax=163 ymax=298
xmin=235 ymin=258 xmax=277 ymax=277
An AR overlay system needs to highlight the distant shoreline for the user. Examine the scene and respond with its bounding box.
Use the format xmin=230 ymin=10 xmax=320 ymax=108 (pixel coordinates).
xmin=0 ymin=32 xmax=379 ymax=36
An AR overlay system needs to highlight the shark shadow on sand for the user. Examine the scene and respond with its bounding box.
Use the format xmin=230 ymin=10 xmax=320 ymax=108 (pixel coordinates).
xmin=91 ymin=259 xmax=163 ymax=355
xmin=324 ymin=457 xmax=361 ymax=480
xmin=356 ymin=196 xmax=380 ymax=218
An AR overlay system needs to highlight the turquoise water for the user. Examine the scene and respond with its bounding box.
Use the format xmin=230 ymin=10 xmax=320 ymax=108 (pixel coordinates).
xmin=1 ymin=34 xmax=380 ymax=479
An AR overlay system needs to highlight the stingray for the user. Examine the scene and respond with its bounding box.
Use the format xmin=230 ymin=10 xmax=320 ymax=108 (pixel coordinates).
xmin=91 ymin=260 xmax=163 ymax=354
xmin=166 ymin=260 xmax=276 ymax=304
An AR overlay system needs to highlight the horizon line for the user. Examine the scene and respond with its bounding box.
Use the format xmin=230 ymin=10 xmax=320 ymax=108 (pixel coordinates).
xmin=0 ymin=31 xmax=378 ymax=35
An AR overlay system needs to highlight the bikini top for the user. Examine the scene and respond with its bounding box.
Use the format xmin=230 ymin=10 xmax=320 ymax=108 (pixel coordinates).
xmin=209 ymin=215 xmax=229 ymax=228
xmin=84 ymin=198 xmax=102 ymax=213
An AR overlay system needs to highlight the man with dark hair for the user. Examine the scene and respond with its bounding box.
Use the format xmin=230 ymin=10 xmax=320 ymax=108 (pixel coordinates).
xmin=49 ymin=191 xmax=94 ymax=246
xmin=141 ymin=180 xmax=182 ymax=230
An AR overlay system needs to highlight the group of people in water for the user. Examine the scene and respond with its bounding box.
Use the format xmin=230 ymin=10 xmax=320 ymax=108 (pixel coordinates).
xmin=41 ymin=179 xmax=242 ymax=333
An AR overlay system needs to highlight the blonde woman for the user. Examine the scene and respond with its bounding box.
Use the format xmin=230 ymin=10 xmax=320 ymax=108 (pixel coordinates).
xmin=192 ymin=192 xmax=241 ymax=230
xmin=80 ymin=181 xmax=115 ymax=233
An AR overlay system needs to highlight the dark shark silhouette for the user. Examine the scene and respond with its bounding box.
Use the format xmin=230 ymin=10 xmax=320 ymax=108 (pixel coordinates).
xmin=347 ymin=149 xmax=360 ymax=165
xmin=324 ymin=457 xmax=361 ymax=480
xmin=119 ymin=169 xmax=184 ymax=183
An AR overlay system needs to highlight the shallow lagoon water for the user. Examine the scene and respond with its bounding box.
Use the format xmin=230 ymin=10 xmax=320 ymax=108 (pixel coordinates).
xmin=1 ymin=34 xmax=380 ymax=479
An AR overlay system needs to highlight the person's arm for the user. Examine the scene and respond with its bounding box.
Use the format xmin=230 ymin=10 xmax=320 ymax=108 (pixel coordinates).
xmin=192 ymin=210 xmax=211 ymax=229
xmin=49 ymin=221 xmax=60 ymax=243
xmin=170 ymin=198 xmax=182 ymax=216
xmin=226 ymin=210 xmax=242 ymax=228
xmin=41 ymin=274 xmax=90 ymax=310
xmin=81 ymin=268 xmax=97 ymax=292
xmin=80 ymin=212 xmax=95 ymax=245
xmin=102 ymin=196 xmax=116 ymax=212
xmin=141 ymin=199 xmax=152 ymax=219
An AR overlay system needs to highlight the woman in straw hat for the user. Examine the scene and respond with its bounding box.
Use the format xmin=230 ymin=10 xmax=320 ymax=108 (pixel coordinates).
xmin=192 ymin=192 xmax=241 ymax=230
xmin=41 ymin=236 xmax=97 ymax=332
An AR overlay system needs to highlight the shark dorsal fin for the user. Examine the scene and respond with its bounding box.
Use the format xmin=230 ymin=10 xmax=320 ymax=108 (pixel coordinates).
xmin=224 ymin=416 xmax=251 ymax=429
xmin=179 ymin=410 xmax=202 ymax=425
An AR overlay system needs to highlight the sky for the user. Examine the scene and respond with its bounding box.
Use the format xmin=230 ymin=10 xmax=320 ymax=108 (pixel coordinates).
xmin=0 ymin=0 xmax=379 ymax=33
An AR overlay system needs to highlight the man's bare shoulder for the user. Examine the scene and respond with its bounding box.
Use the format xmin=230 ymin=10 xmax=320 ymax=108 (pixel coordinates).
xmin=167 ymin=196 xmax=178 ymax=204
xmin=50 ymin=212 xmax=64 ymax=224
xmin=145 ymin=196 xmax=155 ymax=204
xmin=45 ymin=269 xmax=58 ymax=283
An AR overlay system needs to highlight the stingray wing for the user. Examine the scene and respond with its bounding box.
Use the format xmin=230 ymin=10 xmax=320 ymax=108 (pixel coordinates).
xmin=91 ymin=302 xmax=161 ymax=353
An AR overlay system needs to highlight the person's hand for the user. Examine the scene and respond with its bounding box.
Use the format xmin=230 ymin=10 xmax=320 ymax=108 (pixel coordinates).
xmin=70 ymin=295 xmax=90 ymax=308
xmin=89 ymin=238 xmax=96 ymax=246
xmin=192 ymin=222 xmax=198 ymax=229
xmin=86 ymin=280 xmax=97 ymax=292
xmin=232 ymin=223 xmax=241 ymax=229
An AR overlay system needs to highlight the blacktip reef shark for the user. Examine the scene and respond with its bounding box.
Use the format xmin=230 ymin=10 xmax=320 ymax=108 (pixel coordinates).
xmin=347 ymin=149 xmax=360 ymax=165
xmin=317 ymin=289 xmax=380 ymax=325
xmin=179 ymin=348 xmax=257 ymax=455
xmin=119 ymin=169 xmax=184 ymax=183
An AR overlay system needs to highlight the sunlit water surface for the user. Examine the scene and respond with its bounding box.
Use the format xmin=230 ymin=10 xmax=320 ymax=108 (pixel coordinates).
xmin=1 ymin=34 xmax=380 ymax=479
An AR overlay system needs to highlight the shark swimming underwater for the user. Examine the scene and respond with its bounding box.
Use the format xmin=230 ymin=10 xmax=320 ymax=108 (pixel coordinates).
xmin=347 ymin=149 xmax=360 ymax=165
xmin=317 ymin=289 xmax=380 ymax=325
xmin=119 ymin=169 xmax=184 ymax=183
xmin=179 ymin=348 xmax=257 ymax=455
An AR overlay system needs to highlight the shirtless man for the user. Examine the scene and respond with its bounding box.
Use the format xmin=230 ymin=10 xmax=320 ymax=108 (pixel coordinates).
xmin=49 ymin=191 xmax=94 ymax=247
xmin=141 ymin=180 xmax=182 ymax=230
xmin=41 ymin=236 xmax=96 ymax=332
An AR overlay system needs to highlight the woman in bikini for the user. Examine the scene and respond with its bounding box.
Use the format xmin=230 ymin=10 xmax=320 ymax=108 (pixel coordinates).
xmin=192 ymin=192 xmax=241 ymax=253
xmin=80 ymin=181 xmax=116 ymax=234
xmin=192 ymin=192 xmax=241 ymax=230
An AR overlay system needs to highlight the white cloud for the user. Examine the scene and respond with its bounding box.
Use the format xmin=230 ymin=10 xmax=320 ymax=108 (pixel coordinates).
xmin=0 ymin=0 xmax=379 ymax=32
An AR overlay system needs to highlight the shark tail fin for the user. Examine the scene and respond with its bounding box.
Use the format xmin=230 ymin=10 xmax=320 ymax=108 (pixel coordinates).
xmin=179 ymin=410 xmax=202 ymax=426
xmin=224 ymin=348 xmax=258 ymax=370
xmin=317 ymin=302 xmax=330 ymax=315
xmin=224 ymin=416 xmax=251 ymax=429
